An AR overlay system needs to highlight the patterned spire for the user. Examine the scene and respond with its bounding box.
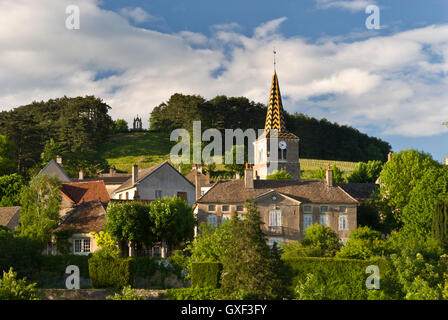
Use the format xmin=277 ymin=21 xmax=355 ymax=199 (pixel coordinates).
xmin=264 ymin=72 xmax=297 ymax=138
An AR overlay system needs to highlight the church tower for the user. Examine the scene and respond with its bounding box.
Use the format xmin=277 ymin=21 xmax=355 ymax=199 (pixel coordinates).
xmin=253 ymin=71 xmax=301 ymax=179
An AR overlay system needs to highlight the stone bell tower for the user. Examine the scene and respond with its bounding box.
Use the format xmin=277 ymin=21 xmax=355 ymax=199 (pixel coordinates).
xmin=253 ymin=70 xmax=300 ymax=179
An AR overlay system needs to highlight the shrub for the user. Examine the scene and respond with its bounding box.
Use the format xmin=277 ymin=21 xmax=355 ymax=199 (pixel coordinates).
xmin=191 ymin=262 xmax=222 ymax=289
xmin=165 ymin=288 xmax=220 ymax=300
xmin=294 ymin=273 xmax=327 ymax=300
xmin=106 ymin=286 xmax=143 ymax=300
xmin=89 ymin=255 xmax=135 ymax=289
xmin=337 ymin=226 xmax=390 ymax=260
xmin=0 ymin=268 xmax=40 ymax=300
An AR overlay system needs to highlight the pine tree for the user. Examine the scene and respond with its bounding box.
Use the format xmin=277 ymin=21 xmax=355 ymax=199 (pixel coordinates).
xmin=220 ymin=200 xmax=288 ymax=299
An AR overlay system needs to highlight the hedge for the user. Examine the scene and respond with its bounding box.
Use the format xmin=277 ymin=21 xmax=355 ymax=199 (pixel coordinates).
xmin=165 ymin=288 xmax=221 ymax=300
xmin=191 ymin=262 xmax=222 ymax=289
xmin=283 ymin=257 xmax=391 ymax=300
xmin=89 ymin=256 xmax=135 ymax=289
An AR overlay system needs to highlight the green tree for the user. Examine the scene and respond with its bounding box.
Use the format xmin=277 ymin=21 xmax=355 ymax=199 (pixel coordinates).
xmin=219 ymin=200 xmax=288 ymax=299
xmin=150 ymin=197 xmax=195 ymax=248
xmin=19 ymin=174 xmax=61 ymax=244
xmin=113 ymin=119 xmax=129 ymax=134
xmin=378 ymin=149 xmax=440 ymax=226
xmin=300 ymin=224 xmax=342 ymax=257
xmin=40 ymin=138 xmax=61 ymax=165
xmin=0 ymin=268 xmax=40 ymax=300
xmin=0 ymin=174 xmax=26 ymax=207
xmin=311 ymin=165 xmax=345 ymax=183
xmin=223 ymin=145 xmax=247 ymax=177
xmin=432 ymin=201 xmax=448 ymax=250
xmin=400 ymin=166 xmax=448 ymax=241
xmin=105 ymin=201 xmax=155 ymax=253
xmin=336 ymin=226 xmax=390 ymax=260
xmin=348 ymin=160 xmax=383 ymax=183
xmin=266 ymin=169 xmax=292 ymax=180
xmin=0 ymin=135 xmax=16 ymax=175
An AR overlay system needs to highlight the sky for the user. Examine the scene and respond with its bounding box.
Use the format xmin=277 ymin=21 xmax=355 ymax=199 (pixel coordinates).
xmin=0 ymin=0 xmax=447 ymax=162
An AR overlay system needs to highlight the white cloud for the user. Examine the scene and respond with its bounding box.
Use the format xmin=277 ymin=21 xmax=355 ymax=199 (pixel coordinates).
xmin=0 ymin=0 xmax=447 ymax=138
xmin=119 ymin=7 xmax=152 ymax=23
xmin=315 ymin=0 xmax=376 ymax=12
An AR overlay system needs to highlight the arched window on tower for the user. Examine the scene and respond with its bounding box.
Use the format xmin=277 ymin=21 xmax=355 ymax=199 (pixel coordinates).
xmin=278 ymin=148 xmax=287 ymax=160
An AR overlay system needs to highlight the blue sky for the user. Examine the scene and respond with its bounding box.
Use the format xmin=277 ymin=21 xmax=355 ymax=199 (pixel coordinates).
xmin=0 ymin=0 xmax=447 ymax=162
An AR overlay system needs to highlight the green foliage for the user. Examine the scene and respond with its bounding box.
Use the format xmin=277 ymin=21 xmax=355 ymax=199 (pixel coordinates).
xmin=191 ymin=262 xmax=222 ymax=289
xmin=89 ymin=255 xmax=135 ymax=289
xmin=40 ymin=138 xmax=61 ymax=165
xmin=301 ymin=224 xmax=342 ymax=257
xmin=337 ymin=226 xmax=390 ymax=260
xmin=284 ymin=257 xmax=382 ymax=300
xmin=165 ymin=288 xmax=221 ymax=300
xmin=90 ymin=231 xmax=120 ymax=258
xmin=378 ymin=149 xmax=440 ymax=227
xmin=311 ymin=165 xmax=345 ymax=183
xmin=401 ymin=166 xmax=448 ymax=242
xmin=0 ymin=268 xmax=40 ymax=300
xmin=106 ymin=286 xmax=143 ymax=300
xmin=150 ymin=197 xmax=195 ymax=246
xmin=357 ymin=200 xmax=381 ymax=230
xmin=19 ymin=174 xmax=62 ymax=243
xmin=433 ymin=201 xmax=448 ymax=250
xmin=266 ymin=169 xmax=292 ymax=180
xmin=223 ymin=145 xmax=247 ymax=177
xmin=113 ymin=119 xmax=129 ymax=134
xmin=348 ymin=160 xmax=383 ymax=183
xmin=0 ymin=135 xmax=17 ymax=175
xmin=0 ymin=173 xmax=26 ymax=207
xmin=106 ymin=201 xmax=155 ymax=247
xmin=219 ymin=200 xmax=289 ymax=299
xmin=53 ymin=230 xmax=73 ymax=255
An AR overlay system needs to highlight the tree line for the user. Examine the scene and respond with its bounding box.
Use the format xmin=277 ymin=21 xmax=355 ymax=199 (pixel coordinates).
xmin=150 ymin=93 xmax=392 ymax=162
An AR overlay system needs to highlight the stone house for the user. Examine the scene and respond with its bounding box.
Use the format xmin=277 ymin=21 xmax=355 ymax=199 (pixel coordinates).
xmin=111 ymin=161 xmax=196 ymax=206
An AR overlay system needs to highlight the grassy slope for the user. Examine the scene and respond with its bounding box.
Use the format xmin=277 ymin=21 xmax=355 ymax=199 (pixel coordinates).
xmin=101 ymin=131 xmax=359 ymax=174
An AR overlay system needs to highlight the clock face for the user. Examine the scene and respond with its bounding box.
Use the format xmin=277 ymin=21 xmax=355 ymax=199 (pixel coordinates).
xmin=279 ymin=141 xmax=287 ymax=150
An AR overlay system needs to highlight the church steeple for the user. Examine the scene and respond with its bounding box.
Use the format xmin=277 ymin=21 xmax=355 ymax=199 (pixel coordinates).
xmin=264 ymin=72 xmax=298 ymax=139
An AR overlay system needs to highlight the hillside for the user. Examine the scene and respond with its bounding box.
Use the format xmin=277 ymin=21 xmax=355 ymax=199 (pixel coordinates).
xmin=101 ymin=131 xmax=359 ymax=174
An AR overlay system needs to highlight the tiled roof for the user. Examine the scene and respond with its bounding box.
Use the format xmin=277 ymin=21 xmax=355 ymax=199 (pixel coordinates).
xmin=0 ymin=206 xmax=20 ymax=231
xmin=61 ymin=181 xmax=110 ymax=205
xmin=185 ymin=169 xmax=210 ymax=186
xmin=38 ymin=160 xmax=71 ymax=182
xmin=337 ymin=183 xmax=378 ymax=201
xmin=196 ymin=179 xmax=358 ymax=204
xmin=113 ymin=161 xmax=195 ymax=194
xmin=72 ymin=175 xmax=131 ymax=185
xmin=53 ymin=201 xmax=106 ymax=233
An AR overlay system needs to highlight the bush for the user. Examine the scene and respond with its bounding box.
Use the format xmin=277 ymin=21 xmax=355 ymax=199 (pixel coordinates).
xmin=106 ymin=286 xmax=143 ymax=300
xmin=284 ymin=257 xmax=389 ymax=300
xmin=336 ymin=226 xmax=390 ymax=260
xmin=165 ymin=288 xmax=220 ymax=300
xmin=0 ymin=268 xmax=40 ymax=300
xmin=191 ymin=262 xmax=222 ymax=289
xmin=89 ymin=255 xmax=135 ymax=289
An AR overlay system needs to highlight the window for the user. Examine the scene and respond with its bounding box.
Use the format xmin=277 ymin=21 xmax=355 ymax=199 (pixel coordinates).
xmin=320 ymin=206 xmax=328 ymax=213
xmin=222 ymin=205 xmax=229 ymax=212
xmin=269 ymin=211 xmax=282 ymax=227
xmin=125 ymin=192 xmax=129 ymax=200
xmin=268 ymin=237 xmax=284 ymax=247
xmin=236 ymin=205 xmax=244 ymax=212
xmin=207 ymin=215 xmax=217 ymax=226
xmin=303 ymin=205 xmax=312 ymax=213
xmin=303 ymin=214 xmax=313 ymax=230
xmin=208 ymin=205 xmax=216 ymax=212
xmin=177 ymin=192 xmax=187 ymax=202
xmin=155 ymin=190 xmax=162 ymax=199
xmin=320 ymin=214 xmax=328 ymax=226
xmin=339 ymin=215 xmax=348 ymax=230
xmin=74 ymin=238 xmax=90 ymax=254
xmin=340 ymin=206 xmax=347 ymax=213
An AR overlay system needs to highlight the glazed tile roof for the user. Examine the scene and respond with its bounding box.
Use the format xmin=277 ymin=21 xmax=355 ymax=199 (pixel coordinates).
xmin=196 ymin=179 xmax=358 ymax=204
xmin=61 ymin=180 xmax=110 ymax=205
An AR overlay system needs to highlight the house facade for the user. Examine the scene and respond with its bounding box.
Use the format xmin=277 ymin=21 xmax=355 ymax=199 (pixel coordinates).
xmin=111 ymin=161 xmax=196 ymax=206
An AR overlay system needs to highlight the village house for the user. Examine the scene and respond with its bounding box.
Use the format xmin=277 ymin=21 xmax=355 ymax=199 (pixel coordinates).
xmin=0 ymin=206 xmax=21 ymax=232
xmin=194 ymin=71 xmax=362 ymax=245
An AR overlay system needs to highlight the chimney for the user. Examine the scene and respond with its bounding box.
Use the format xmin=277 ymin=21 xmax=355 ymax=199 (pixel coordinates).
xmin=244 ymin=163 xmax=254 ymax=189
xmin=78 ymin=170 xmax=84 ymax=180
xmin=132 ymin=164 xmax=138 ymax=186
xmin=326 ymin=163 xmax=333 ymax=187
xmin=56 ymin=155 xmax=62 ymax=165
xmin=195 ymin=167 xmax=202 ymax=200
xmin=109 ymin=166 xmax=116 ymax=176
xmin=387 ymin=152 xmax=392 ymax=162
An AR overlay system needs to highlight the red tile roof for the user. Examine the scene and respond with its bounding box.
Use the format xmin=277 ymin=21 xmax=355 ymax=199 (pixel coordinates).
xmin=61 ymin=181 xmax=110 ymax=205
